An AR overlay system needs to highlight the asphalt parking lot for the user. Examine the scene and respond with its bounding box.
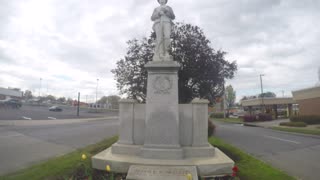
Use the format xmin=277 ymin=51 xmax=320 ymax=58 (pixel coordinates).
xmin=0 ymin=104 xmax=118 ymax=120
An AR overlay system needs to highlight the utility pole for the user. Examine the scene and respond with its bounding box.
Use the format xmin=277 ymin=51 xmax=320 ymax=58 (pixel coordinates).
xmin=260 ymin=74 xmax=265 ymax=113
xmin=77 ymin=92 xmax=80 ymax=116
xmin=223 ymin=82 xmax=226 ymax=118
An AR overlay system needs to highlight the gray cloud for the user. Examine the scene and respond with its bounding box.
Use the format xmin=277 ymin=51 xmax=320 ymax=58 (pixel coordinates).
xmin=0 ymin=0 xmax=319 ymax=101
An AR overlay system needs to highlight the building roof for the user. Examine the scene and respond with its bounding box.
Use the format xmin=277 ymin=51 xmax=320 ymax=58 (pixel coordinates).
xmin=0 ymin=87 xmax=23 ymax=98
xmin=292 ymin=86 xmax=320 ymax=101
xmin=241 ymin=97 xmax=295 ymax=107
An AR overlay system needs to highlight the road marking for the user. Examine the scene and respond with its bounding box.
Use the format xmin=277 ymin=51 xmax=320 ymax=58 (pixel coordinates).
xmin=48 ymin=117 xmax=57 ymax=120
xmin=0 ymin=134 xmax=22 ymax=139
xmin=22 ymin=116 xmax=32 ymax=120
xmin=263 ymin=135 xmax=300 ymax=144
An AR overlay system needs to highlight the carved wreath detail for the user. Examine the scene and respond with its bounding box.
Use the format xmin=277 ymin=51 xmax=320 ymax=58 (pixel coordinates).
xmin=153 ymin=76 xmax=172 ymax=94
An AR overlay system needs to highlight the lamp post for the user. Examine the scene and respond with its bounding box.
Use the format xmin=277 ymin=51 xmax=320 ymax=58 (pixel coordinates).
xmin=96 ymin=79 xmax=99 ymax=104
xmin=39 ymin=78 xmax=42 ymax=97
xmin=260 ymin=74 xmax=265 ymax=113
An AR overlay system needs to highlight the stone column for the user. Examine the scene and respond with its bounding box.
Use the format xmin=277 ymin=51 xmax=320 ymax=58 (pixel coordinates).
xmin=141 ymin=61 xmax=183 ymax=159
xmin=191 ymin=98 xmax=210 ymax=147
xmin=118 ymin=99 xmax=136 ymax=145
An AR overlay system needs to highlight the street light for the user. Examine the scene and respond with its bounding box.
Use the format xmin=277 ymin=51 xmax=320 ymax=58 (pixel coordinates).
xmin=260 ymin=74 xmax=265 ymax=113
xmin=39 ymin=78 xmax=42 ymax=97
xmin=96 ymin=78 xmax=99 ymax=104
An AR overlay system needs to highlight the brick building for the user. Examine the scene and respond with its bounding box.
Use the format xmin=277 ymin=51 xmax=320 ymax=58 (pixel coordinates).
xmin=292 ymin=86 xmax=320 ymax=116
xmin=0 ymin=87 xmax=23 ymax=100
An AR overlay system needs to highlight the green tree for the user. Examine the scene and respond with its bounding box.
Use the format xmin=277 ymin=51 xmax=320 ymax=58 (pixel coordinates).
xmin=225 ymin=85 xmax=236 ymax=116
xmin=97 ymin=96 xmax=108 ymax=104
xmin=66 ymin=98 xmax=73 ymax=105
xmin=45 ymin=95 xmax=56 ymax=102
xmin=24 ymin=90 xmax=33 ymax=100
xmin=112 ymin=22 xmax=237 ymax=103
xmin=259 ymin=92 xmax=276 ymax=98
xmin=57 ymin=97 xmax=66 ymax=104
xmin=98 ymin=95 xmax=121 ymax=109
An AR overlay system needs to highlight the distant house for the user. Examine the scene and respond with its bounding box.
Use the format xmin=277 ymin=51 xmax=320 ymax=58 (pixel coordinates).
xmin=0 ymin=87 xmax=23 ymax=100
xmin=292 ymin=86 xmax=320 ymax=116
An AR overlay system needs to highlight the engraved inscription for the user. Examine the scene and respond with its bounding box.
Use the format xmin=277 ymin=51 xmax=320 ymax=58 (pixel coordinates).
xmin=153 ymin=76 xmax=172 ymax=94
xmin=127 ymin=165 xmax=198 ymax=180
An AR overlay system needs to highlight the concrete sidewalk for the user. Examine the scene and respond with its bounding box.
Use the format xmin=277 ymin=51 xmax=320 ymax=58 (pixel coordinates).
xmin=0 ymin=116 xmax=118 ymax=127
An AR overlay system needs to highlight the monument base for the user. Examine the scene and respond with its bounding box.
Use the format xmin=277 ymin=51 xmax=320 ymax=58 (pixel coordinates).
xmin=92 ymin=146 xmax=234 ymax=177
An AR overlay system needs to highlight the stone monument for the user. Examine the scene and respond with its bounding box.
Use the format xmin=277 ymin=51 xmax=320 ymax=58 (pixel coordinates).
xmin=92 ymin=0 xmax=234 ymax=178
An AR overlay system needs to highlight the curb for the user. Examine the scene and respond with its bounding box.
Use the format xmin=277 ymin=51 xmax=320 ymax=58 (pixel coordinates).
xmin=267 ymin=127 xmax=320 ymax=139
xmin=243 ymin=123 xmax=260 ymax=127
xmin=0 ymin=116 xmax=119 ymax=127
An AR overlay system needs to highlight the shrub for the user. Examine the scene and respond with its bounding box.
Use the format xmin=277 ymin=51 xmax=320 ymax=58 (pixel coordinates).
xmin=210 ymin=113 xmax=224 ymax=119
xmin=257 ymin=113 xmax=273 ymax=121
xmin=242 ymin=113 xmax=272 ymax=122
xmin=208 ymin=120 xmax=216 ymax=137
xmin=279 ymin=122 xmax=307 ymax=127
xmin=242 ymin=115 xmax=257 ymax=122
xmin=290 ymin=115 xmax=320 ymax=125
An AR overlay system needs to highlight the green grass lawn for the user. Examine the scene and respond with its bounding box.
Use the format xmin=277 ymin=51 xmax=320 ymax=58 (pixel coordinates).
xmin=211 ymin=118 xmax=244 ymax=124
xmin=0 ymin=136 xmax=118 ymax=180
xmin=209 ymin=137 xmax=295 ymax=180
xmin=271 ymin=127 xmax=320 ymax=136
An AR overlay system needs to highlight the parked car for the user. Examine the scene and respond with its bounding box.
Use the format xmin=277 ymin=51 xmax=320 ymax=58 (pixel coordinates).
xmin=0 ymin=99 xmax=22 ymax=109
xmin=49 ymin=106 xmax=63 ymax=112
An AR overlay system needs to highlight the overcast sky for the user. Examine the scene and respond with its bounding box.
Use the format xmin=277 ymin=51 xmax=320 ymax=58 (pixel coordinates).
xmin=0 ymin=0 xmax=319 ymax=102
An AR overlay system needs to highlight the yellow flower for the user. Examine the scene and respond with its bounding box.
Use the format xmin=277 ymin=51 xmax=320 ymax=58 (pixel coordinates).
xmin=81 ymin=154 xmax=87 ymax=160
xmin=106 ymin=165 xmax=111 ymax=172
xmin=186 ymin=173 xmax=192 ymax=180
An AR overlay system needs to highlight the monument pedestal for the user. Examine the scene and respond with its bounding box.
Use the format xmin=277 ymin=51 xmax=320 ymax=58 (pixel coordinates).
xmin=92 ymin=61 xmax=234 ymax=177
xmin=141 ymin=61 xmax=183 ymax=159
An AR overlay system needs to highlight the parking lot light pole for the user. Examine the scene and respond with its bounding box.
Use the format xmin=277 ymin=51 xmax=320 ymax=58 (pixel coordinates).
xmin=260 ymin=74 xmax=265 ymax=113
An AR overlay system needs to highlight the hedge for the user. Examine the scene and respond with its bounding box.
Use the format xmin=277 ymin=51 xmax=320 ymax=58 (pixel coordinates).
xmin=290 ymin=115 xmax=320 ymax=125
xmin=279 ymin=122 xmax=307 ymax=127
xmin=210 ymin=113 xmax=224 ymax=119
xmin=242 ymin=113 xmax=273 ymax=122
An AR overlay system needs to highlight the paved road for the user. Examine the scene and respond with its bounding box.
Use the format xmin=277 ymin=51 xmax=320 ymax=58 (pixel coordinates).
xmin=0 ymin=118 xmax=119 ymax=175
xmin=0 ymin=104 xmax=118 ymax=120
xmin=214 ymin=121 xmax=320 ymax=180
